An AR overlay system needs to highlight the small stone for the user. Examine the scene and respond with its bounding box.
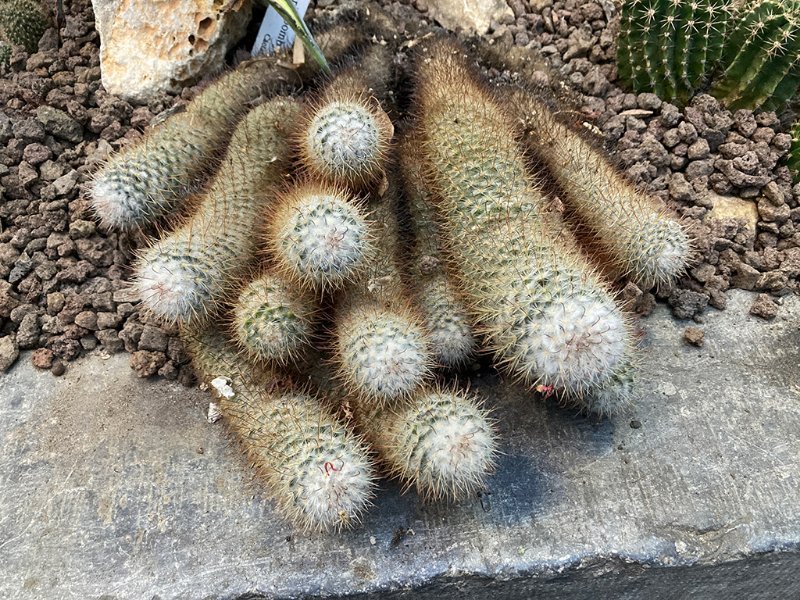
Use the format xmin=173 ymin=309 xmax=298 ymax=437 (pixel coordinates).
xmin=36 ymin=105 xmax=83 ymax=143
xmin=730 ymin=263 xmax=761 ymax=291
xmin=74 ymin=310 xmax=98 ymax=330
xmin=757 ymin=197 xmax=790 ymax=223
xmin=53 ymin=170 xmax=79 ymax=196
xmin=0 ymin=335 xmax=20 ymax=372
xmin=23 ymin=142 xmax=52 ymax=165
xmin=47 ymin=292 xmax=66 ymax=315
xmin=749 ymin=294 xmax=778 ymax=320
xmin=630 ymin=420 xmax=642 ymax=429
xmin=31 ymin=348 xmax=55 ymax=370
xmin=683 ymin=327 xmax=705 ymax=347
xmin=17 ymin=313 xmax=41 ymax=349
xmin=96 ymin=329 xmax=125 ymax=353
xmin=637 ymin=92 xmax=662 ymax=111
xmin=68 ymin=219 xmax=96 ymax=239
xmin=51 ymin=360 xmax=66 ymax=376
xmin=138 ymin=325 xmax=168 ymax=352
xmin=686 ymin=138 xmax=710 ymax=160
xmin=129 ymin=350 xmax=167 ymax=377
xmin=668 ymin=289 xmax=709 ymax=320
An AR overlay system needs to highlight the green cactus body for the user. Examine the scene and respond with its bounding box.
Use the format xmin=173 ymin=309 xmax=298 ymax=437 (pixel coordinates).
xmin=333 ymin=187 xmax=433 ymax=406
xmin=183 ymin=324 xmax=375 ymax=531
xmin=267 ymin=182 xmax=375 ymax=292
xmin=296 ymin=45 xmax=394 ymax=189
xmin=617 ymin=0 xmax=731 ymax=105
xmin=711 ymin=0 xmax=800 ymax=110
xmin=0 ymin=0 xmax=48 ymax=56
xmin=91 ymin=59 xmax=300 ymax=231
xmin=356 ymin=388 xmax=497 ymax=501
xmin=231 ymin=271 xmax=317 ymax=364
xmin=0 ymin=41 xmax=10 ymax=66
xmin=507 ymin=89 xmax=691 ymax=290
xmin=415 ymin=41 xmax=634 ymax=411
xmin=134 ymin=98 xmax=299 ymax=325
xmin=399 ymin=145 xmax=476 ymax=369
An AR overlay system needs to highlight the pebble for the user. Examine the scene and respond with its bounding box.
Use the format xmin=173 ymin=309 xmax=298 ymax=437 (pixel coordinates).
xmin=683 ymin=327 xmax=705 ymax=347
xmin=749 ymin=294 xmax=778 ymax=320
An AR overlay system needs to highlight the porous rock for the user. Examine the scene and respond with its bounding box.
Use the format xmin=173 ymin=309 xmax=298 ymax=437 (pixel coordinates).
xmin=426 ymin=0 xmax=514 ymax=35
xmin=91 ymin=0 xmax=252 ymax=103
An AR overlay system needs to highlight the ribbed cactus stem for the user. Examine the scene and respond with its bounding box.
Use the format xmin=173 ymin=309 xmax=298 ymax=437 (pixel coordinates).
xmin=296 ymin=45 xmax=394 ymax=189
xmin=333 ymin=186 xmax=433 ymax=405
xmin=399 ymin=144 xmax=476 ymax=369
xmin=0 ymin=0 xmax=48 ymax=55
xmin=134 ymin=98 xmax=299 ymax=324
xmin=357 ymin=387 xmax=497 ymax=500
xmin=183 ymin=324 xmax=375 ymax=531
xmin=506 ymin=89 xmax=692 ymax=289
xmin=788 ymin=119 xmax=800 ymax=179
xmin=91 ymin=58 xmax=297 ymax=231
xmin=711 ymin=0 xmax=800 ymax=110
xmin=231 ymin=270 xmax=317 ymax=364
xmin=266 ymin=182 xmax=375 ymax=292
xmin=415 ymin=40 xmax=634 ymax=410
xmin=617 ymin=0 xmax=731 ymax=105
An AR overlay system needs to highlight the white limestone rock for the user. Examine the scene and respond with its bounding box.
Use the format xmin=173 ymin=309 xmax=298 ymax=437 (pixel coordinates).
xmin=92 ymin=0 xmax=252 ymax=104
xmin=426 ymin=0 xmax=514 ymax=35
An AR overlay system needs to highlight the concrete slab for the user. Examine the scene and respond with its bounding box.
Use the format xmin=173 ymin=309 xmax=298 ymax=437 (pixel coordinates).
xmin=1 ymin=290 xmax=799 ymax=599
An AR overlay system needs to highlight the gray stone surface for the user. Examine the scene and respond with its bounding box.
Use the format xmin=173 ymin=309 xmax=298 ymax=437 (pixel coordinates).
xmin=1 ymin=289 xmax=799 ymax=599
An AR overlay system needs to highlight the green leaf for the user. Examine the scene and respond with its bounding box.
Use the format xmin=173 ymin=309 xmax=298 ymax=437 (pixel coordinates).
xmin=264 ymin=0 xmax=330 ymax=74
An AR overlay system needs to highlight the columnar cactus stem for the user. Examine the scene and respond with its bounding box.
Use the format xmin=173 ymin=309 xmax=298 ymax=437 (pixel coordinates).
xmin=134 ymin=98 xmax=299 ymax=325
xmin=90 ymin=59 xmax=298 ymax=231
xmin=506 ymin=89 xmax=692 ymax=290
xmin=617 ymin=0 xmax=732 ymax=105
xmin=356 ymin=387 xmax=497 ymax=501
xmin=414 ymin=40 xmax=634 ymax=412
xmin=183 ymin=324 xmax=376 ymax=531
xmin=0 ymin=0 xmax=48 ymax=56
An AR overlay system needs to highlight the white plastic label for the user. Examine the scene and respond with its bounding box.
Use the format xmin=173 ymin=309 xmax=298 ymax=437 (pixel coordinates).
xmin=252 ymin=0 xmax=311 ymax=56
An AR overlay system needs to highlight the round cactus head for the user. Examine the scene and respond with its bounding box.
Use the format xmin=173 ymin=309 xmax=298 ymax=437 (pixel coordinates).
xmin=297 ymin=96 xmax=393 ymax=188
xmin=231 ymin=272 xmax=317 ymax=364
xmin=376 ymin=387 xmax=497 ymax=501
xmin=268 ymin=182 xmax=375 ymax=292
xmin=335 ymin=305 xmax=432 ymax=405
xmin=627 ymin=215 xmax=693 ymax=289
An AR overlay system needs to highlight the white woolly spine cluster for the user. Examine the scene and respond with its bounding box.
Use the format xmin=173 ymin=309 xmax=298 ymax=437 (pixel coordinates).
xmin=336 ymin=305 xmax=432 ymax=404
xmin=268 ymin=184 xmax=374 ymax=292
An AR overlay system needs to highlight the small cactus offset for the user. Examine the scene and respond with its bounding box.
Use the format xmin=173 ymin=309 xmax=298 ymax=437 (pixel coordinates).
xmin=399 ymin=141 xmax=476 ymax=369
xmin=134 ymin=98 xmax=299 ymax=324
xmin=711 ymin=0 xmax=800 ymax=110
xmin=91 ymin=58 xmax=296 ymax=231
xmin=356 ymin=387 xmax=498 ymax=501
xmin=506 ymin=89 xmax=692 ymax=289
xmin=0 ymin=0 xmax=48 ymax=58
xmin=231 ymin=271 xmax=317 ymax=365
xmin=617 ymin=0 xmax=731 ymax=105
xmin=183 ymin=325 xmax=376 ymax=531
xmin=265 ymin=181 xmax=375 ymax=293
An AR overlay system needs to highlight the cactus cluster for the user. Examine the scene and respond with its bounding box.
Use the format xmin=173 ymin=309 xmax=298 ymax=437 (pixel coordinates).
xmin=617 ymin=0 xmax=800 ymax=110
xmin=95 ymin=29 xmax=690 ymax=532
xmin=0 ymin=0 xmax=48 ymax=65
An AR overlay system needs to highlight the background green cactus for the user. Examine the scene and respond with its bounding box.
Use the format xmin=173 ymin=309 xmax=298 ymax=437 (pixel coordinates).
xmin=711 ymin=0 xmax=800 ymax=110
xmin=617 ymin=0 xmax=731 ymax=106
xmin=0 ymin=0 xmax=48 ymax=55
